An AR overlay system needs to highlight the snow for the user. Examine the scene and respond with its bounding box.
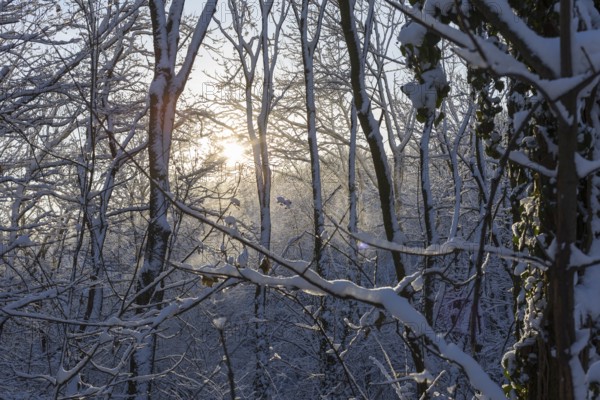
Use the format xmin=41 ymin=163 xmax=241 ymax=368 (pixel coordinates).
xmin=3 ymin=288 xmax=59 ymax=312
xmin=570 ymin=355 xmax=587 ymax=400
xmin=398 ymin=22 xmax=428 ymax=47
xmin=189 ymin=257 xmax=505 ymax=399
xmin=236 ymin=247 xmax=248 ymax=267
xmin=576 ymin=0 xmax=600 ymax=29
xmin=572 ymin=328 xmax=591 ymax=354
xmin=575 ymin=153 xmax=600 ymax=178
xmin=371 ymin=357 xmax=405 ymax=398
xmin=422 ymin=66 xmax=447 ymax=91
xmin=1 ymin=235 xmax=35 ymax=256
xmin=153 ymin=303 xmax=179 ymax=324
xmin=575 ymin=265 xmax=600 ymax=319
xmin=402 ymin=81 xmax=437 ymax=111
xmin=512 ymin=110 xmax=529 ymax=132
xmin=509 ymin=150 xmax=556 ymax=177
xmin=13 ymin=235 xmax=33 ymax=246
xmin=410 ymin=275 xmax=424 ymax=291
xmin=148 ymin=75 xmax=167 ymax=99
xmin=354 ymin=232 xmax=454 ymax=256
xmin=408 ymin=370 xmax=434 ymax=383
xmin=212 ymin=317 xmax=227 ymax=330
xmin=574 ymin=30 xmax=600 ymax=74
xmin=588 ymin=360 xmax=600 ymax=384
xmin=56 ymin=367 xmax=73 ymax=385
xmin=359 ymin=309 xmax=378 ymax=328
xmin=98 ymin=331 xmax=113 ymax=344
xmin=354 ymin=232 xmax=546 ymax=268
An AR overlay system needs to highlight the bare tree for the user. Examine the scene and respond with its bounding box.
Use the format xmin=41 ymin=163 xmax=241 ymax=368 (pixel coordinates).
xmin=127 ymin=1 xmax=217 ymax=398
xmin=212 ymin=0 xmax=289 ymax=396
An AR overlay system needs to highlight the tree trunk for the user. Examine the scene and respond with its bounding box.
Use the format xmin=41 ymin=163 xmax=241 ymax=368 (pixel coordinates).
xmin=128 ymin=1 xmax=217 ymax=397
xmin=338 ymin=0 xmax=405 ymax=281
xmin=540 ymin=1 xmax=577 ymax=398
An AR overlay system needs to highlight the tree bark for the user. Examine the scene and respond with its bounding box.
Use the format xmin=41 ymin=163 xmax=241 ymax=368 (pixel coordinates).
xmin=545 ymin=1 xmax=577 ymax=397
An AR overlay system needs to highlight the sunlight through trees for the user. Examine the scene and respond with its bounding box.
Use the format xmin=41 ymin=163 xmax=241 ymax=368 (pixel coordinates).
xmin=1 ymin=0 xmax=600 ymax=399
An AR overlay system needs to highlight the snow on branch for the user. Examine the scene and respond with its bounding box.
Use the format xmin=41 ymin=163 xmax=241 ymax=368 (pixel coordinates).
xmin=166 ymin=199 xmax=508 ymax=398
xmin=508 ymin=150 xmax=556 ymax=177
xmin=468 ymin=0 xmax=559 ymax=77
xmin=386 ymin=0 xmax=600 ymax=105
xmin=576 ymin=153 xmax=600 ymax=178
xmin=180 ymin=259 xmax=505 ymax=399
xmin=148 ymin=0 xmax=170 ymax=68
xmin=351 ymin=232 xmax=549 ymax=269
xmin=174 ymin=0 xmax=218 ymax=92
xmin=67 ymin=146 xmax=561 ymax=396
xmin=0 ymin=234 xmax=35 ymax=257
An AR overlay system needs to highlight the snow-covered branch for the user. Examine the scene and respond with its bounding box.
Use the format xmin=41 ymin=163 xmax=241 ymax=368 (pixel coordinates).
xmin=178 ymin=260 xmax=505 ymax=399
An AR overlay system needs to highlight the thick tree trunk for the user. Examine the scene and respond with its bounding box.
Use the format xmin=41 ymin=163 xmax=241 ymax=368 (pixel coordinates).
xmin=127 ymin=72 xmax=176 ymax=400
xmin=548 ymin=43 xmax=577 ymax=398
xmin=127 ymin=1 xmax=217 ymax=397
xmin=542 ymin=1 xmax=577 ymax=398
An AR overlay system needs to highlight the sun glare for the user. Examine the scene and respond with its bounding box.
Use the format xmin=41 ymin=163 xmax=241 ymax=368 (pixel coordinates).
xmin=222 ymin=141 xmax=247 ymax=167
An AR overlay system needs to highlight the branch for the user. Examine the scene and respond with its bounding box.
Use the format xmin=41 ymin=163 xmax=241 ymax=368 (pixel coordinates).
xmin=166 ymin=198 xmax=505 ymax=398
xmin=175 ymin=0 xmax=219 ymax=93
xmin=177 ymin=260 xmax=505 ymax=400
xmin=469 ymin=0 xmax=558 ymax=78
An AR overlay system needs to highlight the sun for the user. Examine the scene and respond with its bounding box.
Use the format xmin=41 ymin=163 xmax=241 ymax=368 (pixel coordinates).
xmin=221 ymin=141 xmax=247 ymax=167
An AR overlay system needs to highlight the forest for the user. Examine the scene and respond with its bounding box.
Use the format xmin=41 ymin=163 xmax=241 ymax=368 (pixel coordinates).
xmin=1 ymin=0 xmax=600 ymax=398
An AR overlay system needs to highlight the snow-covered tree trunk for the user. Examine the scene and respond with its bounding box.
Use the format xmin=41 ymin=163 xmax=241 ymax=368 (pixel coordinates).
xmin=128 ymin=1 xmax=217 ymax=398
xmin=295 ymin=0 xmax=326 ymax=273
xmin=337 ymin=0 xmax=405 ymax=281
xmin=256 ymin=0 xmax=275 ymax=254
xmin=418 ymin=114 xmax=439 ymax=325
xmin=348 ymin=103 xmax=359 ymax=267
xmin=293 ymin=0 xmax=340 ymax=395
